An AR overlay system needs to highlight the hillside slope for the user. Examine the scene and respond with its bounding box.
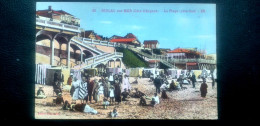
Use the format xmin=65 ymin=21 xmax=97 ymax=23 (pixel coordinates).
xmin=116 ymin=47 xmax=149 ymax=68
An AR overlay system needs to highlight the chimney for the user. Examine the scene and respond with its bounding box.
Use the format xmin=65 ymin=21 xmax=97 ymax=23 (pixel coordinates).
xmin=48 ymin=6 xmax=52 ymax=11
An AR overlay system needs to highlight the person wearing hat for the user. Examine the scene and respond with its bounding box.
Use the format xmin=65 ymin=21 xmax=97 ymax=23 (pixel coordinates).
xmin=93 ymin=79 xmax=100 ymax=103
xmin=151 ymin=93 xmax=160 ymax=107
xmin=121 ymin=88 xmax=129 ymax=101
xmin=191 ymin=73 xmax=197 ymax=88
xmin=109 ymin=85 xmax=115 ymax=104
xmin=118 ymin=72 xmax=123 ymax=84
xmin=154 ymin=75 xmax=162 ymax=94
xmin=53 ymin=79 xmax=62 ymax=96
xmin=108 ymin=72 xmax=114 ymax=85
xmin=110 ymin=108 xmax=118 ymax=117
xmin=132 ymin=88 xmax=146 ymax=98
xmin=122 ymin=75 xmax=131 ymax=93
xmin=139 ymin=95 xmax=147 ymax=106
xmin=114 ymin=79 xmax=121 ymax=105
xmin=86 ymin=77 xmax=94 ymax=103
xmin=36 ymin=86 xmax=46 ymax=99
xmin=103 ymin=77 xmax=110 ymax=99
xmin=200 ymin=79 xmax=208 ymax=98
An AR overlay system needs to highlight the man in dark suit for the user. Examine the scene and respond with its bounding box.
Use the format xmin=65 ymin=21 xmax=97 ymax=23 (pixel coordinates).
xmin=154 ymin=75 xmax=162 ymax=94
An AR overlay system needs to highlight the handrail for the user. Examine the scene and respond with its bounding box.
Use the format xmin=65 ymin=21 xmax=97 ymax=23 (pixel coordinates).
xmin=77 ymin=36 xmax=215 ymax=67
xmin=71 ymin=38 xmax=104 ymax=54
xmin=36 ymin=18 xmax=80 ymax=33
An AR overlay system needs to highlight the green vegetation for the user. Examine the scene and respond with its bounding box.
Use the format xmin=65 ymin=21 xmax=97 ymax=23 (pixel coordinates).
xmin=152 ymin=49 xmax=162 ymax=55
xmin=141 ymin=49 xmax=152 ymax=55
xmin=116 ymin=47 xmax=149 ymax=68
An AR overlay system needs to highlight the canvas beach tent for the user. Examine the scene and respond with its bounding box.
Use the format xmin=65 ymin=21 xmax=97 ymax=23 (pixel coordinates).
xmin=45 ymin=67 xmax=70 ymax=86
xmin=191 ymin=70 xmax=202 ymax=79
xmin=129 ymin=68 xmax=143 ymax=77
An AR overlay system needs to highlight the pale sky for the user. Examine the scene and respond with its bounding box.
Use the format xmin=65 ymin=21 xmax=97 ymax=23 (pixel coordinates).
xmin=37 ymin=2 xmax=216 ymax=54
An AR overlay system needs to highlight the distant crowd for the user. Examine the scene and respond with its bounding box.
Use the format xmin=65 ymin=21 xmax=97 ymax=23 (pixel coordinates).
xmin=36 ymin=69 xmax=216 ymax=117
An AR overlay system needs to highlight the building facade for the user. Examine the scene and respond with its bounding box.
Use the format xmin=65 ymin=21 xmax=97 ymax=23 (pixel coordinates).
xmin=143 ymin=40 xmax=159 ymax=49
xmin=109 ymin=33 xmax=141 ymax=46
xmin=36 ymin=6 xmax=80 ymax=26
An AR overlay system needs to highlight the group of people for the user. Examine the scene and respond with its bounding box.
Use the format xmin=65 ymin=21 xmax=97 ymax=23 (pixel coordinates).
xmin=35 ymin=69 xmax=216 ymax=118
xmin=152 ymin=71 xmax=216 ymax=99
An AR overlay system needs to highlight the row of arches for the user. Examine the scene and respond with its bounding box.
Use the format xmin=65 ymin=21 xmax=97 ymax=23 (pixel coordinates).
xmin=36 ymin=30 xmax=95 ymax=67
xmin=36 ymin=30 xmax=123 ymax=68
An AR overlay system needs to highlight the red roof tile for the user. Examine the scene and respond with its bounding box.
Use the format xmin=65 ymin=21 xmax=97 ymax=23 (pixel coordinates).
xmin=110 ymin=38 xmax=136 ymax=43
xmin=96 ymin=35 xmax=102 ymax=40
xmin=168 ymin=48 xmax=202 ymax=55
xmin=167 ymin=48 xmax=190 ymax=53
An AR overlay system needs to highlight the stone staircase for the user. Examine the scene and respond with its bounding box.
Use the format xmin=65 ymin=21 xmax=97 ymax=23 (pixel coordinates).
xmin=71 ymin=37 xmax=123 ymax=70
xmin=71 ymin=37 xmax=104 ymax=55
xmin=73 ymin=52 xmax=123 ymax=70
xmin=76 ymin=36 xmax=176 ymax=68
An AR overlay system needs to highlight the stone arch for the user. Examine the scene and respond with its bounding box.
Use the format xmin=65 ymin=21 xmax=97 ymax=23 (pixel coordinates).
xmin=36 ymin=30 xmax=53 ymax=41
xmin=115 ymin=58 xmax=122 ymax=68
xmin=70 ymin=43 xmax=82 ymax=65
xmin=107 ymin=59 xmax=115 ymax=68
xmin=83 ymin=50 xmax=94 ymax=59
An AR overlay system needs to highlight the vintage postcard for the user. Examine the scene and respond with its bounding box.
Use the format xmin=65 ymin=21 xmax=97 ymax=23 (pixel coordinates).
xmin=35 ymin=2 xmax=217 ymax=119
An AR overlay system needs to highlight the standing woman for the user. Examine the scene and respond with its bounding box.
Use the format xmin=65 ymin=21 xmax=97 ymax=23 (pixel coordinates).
xmin=122 ymin=75 xmax=131 ymax=93
xmin=93 ymin=79 xmax=99 ymax=103
xmin=71 ymin=77 xmax=80 ymax=102
xmin=103 ymin=77 xmax=110 ymax=99
xmin=108 ymin=72 xmax=114 ymax=85
xmin=200 ymin=79 xmax=208 ymax=98
xmin=86 ymin=76 xmax=94 ymax=103
xmin=114 ymin=76 xmax=121 ymax=105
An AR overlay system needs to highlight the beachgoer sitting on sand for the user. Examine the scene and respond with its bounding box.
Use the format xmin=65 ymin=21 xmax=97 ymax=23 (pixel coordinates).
xmin=139 ymin=96 xmax=147 ymax=106
xmin=110 ymin=108 xmax=118 ymax=117
xmin=151 ymin=93 xmax=160 ymax=107
xmin=121 ymin=88 xmax=129 ymax=101
xmin=56 ymin=93 xmax=64 ymax=105
xmin=36 ymin=86 xmax=47 ymax=99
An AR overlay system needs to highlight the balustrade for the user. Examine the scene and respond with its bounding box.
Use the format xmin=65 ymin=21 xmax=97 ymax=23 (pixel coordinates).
xmin=36 ymin=18 xmax=80 ymax=32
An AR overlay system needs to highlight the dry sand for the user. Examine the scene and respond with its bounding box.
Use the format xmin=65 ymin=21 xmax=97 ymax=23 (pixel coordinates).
xmin=35 ymin=77 xmax=217 ymax=119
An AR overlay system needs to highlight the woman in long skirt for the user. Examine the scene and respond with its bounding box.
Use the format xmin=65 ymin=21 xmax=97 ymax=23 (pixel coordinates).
xmin=114 ymin=79 xmax=121 ymax=104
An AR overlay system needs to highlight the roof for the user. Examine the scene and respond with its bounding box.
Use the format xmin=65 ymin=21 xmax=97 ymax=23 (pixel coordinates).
xmin=167 ymin=48 xmax=190 ymax=53
xmin=110 ymin=38 xmax=136 ymax=43
xmin=167 ymin=48 xmax=202 ymax=55
xmin=84 ymin=30 xmax=94 ymax=37
xmin=125 ymin=33 xmax=136 ymax=38
xmin=96 ymin=35 xmax=102 ymax=40
xmin=56 ymin=10 xmax=73 ymax=16
xmin=111 ymin=35 xmax=123 ymax=39
xmin=144 ymin=40 xmax=159 ymax=44
xmin=36 ymin=10 xmax=73 ymax=16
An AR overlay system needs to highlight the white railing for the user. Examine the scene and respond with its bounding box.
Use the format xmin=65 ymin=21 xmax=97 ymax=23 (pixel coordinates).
xmin=71 ymin=38 xmax=104 ymax=55
xmin=75 ymin=36 xmax=216 ymax=67
xmin=80 ymin=52 xmax=123 ymax=69
xmin=36 ymin=18 xmax=80 ymax=33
